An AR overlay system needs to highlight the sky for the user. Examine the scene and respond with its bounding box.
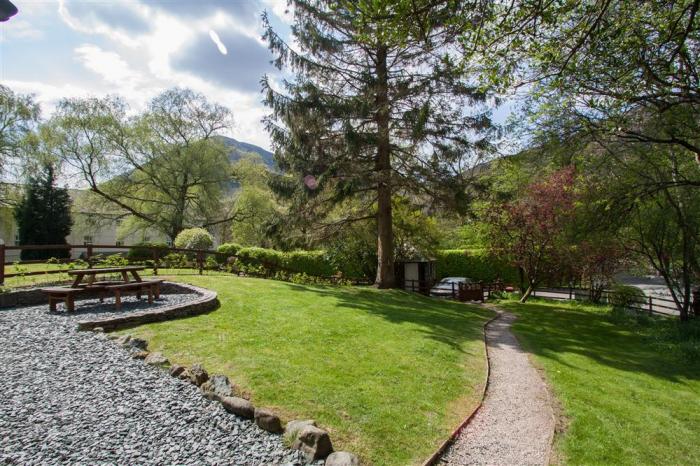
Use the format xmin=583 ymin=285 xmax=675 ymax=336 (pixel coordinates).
xmin=0 ymin=0 xmax=293 ymax=150
xmin=0 ymin=1 xmax=516 ymax=153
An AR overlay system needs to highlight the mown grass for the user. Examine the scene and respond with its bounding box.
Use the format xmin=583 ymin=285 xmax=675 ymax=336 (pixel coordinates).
xmin=121 ymin=275 xmax=492 ymax=465
xmin=498 ymin=299 xmax=700 ymax=465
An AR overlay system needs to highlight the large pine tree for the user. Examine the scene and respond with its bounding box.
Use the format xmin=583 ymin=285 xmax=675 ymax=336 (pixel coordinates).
xmin=263 ymin=1 xmax=495 ymax=287
xmin=14 ymin=164 xmax=73 ymax=260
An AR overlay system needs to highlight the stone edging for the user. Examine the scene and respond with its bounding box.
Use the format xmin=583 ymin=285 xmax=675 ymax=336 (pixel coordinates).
xmin=76 ymin=282 xmax=218 ymax=332
xmin=421 ymin=306 xmax=500 ymax=466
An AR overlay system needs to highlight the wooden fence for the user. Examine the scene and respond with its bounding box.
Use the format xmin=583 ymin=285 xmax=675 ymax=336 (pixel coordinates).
xmin=1 ymin=243 xmax=228 ymax=285
xmin=0 ymin=243 xmax=372 ymax=286
xmin=401 ymin=277 xmax=697 ymax=318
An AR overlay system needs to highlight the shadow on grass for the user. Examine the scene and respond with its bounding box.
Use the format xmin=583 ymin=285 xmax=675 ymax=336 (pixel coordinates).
xmin=499 ymin=300 xmax=700 ymax=383
xmin=283 ymin=282 xmax=490 ymax=353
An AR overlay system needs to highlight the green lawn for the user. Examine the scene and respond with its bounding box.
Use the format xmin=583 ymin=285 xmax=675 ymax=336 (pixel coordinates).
xmin=121 ymin=275 xmax=492 ymax=465
xmin=498 ymin=299 xmax=700 ymax=465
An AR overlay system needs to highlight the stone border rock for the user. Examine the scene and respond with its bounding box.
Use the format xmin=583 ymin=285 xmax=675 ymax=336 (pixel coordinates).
xmin=108 ymin=331 xmax=362 ymax=465
xmin=0 ymin=281 xmax=198 ymax=309
xmin=76 ymin=282 xmax=218 ymax=332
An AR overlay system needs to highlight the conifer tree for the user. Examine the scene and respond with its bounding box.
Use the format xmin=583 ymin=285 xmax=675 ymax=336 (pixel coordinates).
xmin=14 ymin=164 xmax=73 ymax=260
xmin=262 ymin=1 xmax=495 ymax=287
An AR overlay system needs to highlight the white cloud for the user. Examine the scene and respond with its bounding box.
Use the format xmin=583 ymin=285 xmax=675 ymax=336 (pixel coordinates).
xmin=74 ymin=44 xmax=142 ymax=87
xmin=208 ymin=30 xmax=227 ymax=55
xmin=5 ymin=0 xmax=295 ymax=151
xmin=0 ymin=19 xmax=43 ymax=41
xmin=57 ymin=0 xmax=148 ymax=47
xmin=261 ymin=0 xmax=294 ymax=23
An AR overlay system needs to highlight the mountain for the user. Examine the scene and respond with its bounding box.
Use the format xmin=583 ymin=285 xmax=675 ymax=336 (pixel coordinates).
xmin=217 ymin=136 xmax=275 ymax=168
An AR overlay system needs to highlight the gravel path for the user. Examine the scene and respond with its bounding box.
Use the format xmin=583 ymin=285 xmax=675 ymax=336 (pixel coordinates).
xmin=0 ymin=297 xmax=306 ymax=465
xmin=440 ymin=308 xmax=555 ymax=466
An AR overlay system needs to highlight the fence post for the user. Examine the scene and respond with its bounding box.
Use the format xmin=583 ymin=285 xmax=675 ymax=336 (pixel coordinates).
xmin=86 ymin=245 xmax=93 ymax=268
xmin=569 ymin=285 xmax=573 ymax=300
xmin=648 ymin=295 xmax=653 ymax=315
xmin=0 ymin=241 xmax=5 ymax=286
xmin=197 ymin=251 xmax=204 ymax=275
xmin=152 ymin=248 xmax=158 ymax=276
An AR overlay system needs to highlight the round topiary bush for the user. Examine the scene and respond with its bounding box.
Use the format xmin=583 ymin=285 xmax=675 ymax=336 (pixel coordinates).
xmin=174 ymin=228 xmax=214 ymax=250
xmin=609 ymin=284 xmax=647 ymax=309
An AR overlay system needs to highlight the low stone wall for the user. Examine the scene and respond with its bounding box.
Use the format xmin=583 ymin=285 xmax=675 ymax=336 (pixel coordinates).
xmin=1 ymin=282 xmax=219 ymax=331
xmin=77 ymin=282 xmax=218 ymax=332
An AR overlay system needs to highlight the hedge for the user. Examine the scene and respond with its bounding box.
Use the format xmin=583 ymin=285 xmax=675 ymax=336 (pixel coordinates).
xmin=216 ymin=244 xmax=343 ymax=277
xmin=127 ymin=242 xmax=170 ymax=261
xmin=435 ymin=249 xmax=519 ymax=284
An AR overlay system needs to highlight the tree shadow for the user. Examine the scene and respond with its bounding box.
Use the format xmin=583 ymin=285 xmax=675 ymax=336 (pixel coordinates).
xmin=282 ymin=283 xmax=492 ymax=353
xmin=501 ymin=301 xmax=700 ymax=383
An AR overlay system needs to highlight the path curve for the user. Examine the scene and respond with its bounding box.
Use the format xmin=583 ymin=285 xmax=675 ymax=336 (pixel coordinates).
xmin=440 ymin=307 xmax=555 ymax=465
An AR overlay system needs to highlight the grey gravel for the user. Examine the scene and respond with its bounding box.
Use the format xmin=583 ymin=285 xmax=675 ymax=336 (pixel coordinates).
xmin=0 ymin=295 xmax=307 ymax=465
xmin=440 ymin=307 xmax=555 ymax=466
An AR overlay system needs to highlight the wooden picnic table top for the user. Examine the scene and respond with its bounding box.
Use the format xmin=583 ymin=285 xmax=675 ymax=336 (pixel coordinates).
xmin=67 ymin=266 xmax=146 ymax=275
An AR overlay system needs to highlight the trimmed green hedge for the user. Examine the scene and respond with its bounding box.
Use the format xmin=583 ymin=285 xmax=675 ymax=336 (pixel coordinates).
xmin=127 ymin=242 xmax=169 ymax=261
xmin=216 ymin=244 xmax=341 ymax=277
xmin=435 ymin=249 xmax=519 ymax=284
xmin=282 ymin=250 xmax=336 ymax=277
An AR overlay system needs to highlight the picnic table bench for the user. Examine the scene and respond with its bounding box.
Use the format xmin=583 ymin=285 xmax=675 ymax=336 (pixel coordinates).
xmin=40 ymin=265 xmax=163 ymax=312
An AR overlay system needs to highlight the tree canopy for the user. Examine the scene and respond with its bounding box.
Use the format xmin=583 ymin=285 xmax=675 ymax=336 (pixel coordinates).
xmin=262 ymin=0 xmax=496 ymax=287
xmin=49 ymin=88 xmax=234 ymax=240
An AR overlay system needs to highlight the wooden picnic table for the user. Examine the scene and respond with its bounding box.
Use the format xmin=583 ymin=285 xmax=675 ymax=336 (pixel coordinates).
xmin=68 ymin=266 xmax=146 ymax=288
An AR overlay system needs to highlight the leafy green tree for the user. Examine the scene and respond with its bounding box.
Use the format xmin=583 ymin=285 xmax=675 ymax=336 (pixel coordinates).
xmin=14 ymin=164 xmax=72 ymax=260
xmin=229 ymin=155 xmax=282 ymax=247
xmin=0 ymin=85 xmax=39 ymax=205
xmin=580 ymin=142 xmax=700 ymax=321
xmin=262 ymin=1 xmax=495 ymax=287
xmin=174 ymin=227 xmax=214 ymax=250
xmin=470 ymin=0 xmax=700 ymax=165
xmin=50 ymin=88 xmax=234 ymax=241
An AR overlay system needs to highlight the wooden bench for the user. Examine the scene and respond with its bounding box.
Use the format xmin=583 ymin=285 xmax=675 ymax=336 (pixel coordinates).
xmin=104 ymin=280 xmax=163 ymax=310
xmin=40 ymin=287 xmax=85 ymax=312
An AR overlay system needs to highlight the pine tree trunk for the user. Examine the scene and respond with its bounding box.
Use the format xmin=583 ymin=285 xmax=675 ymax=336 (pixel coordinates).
xmin=374 ymin=44 xmax=395 ymax=289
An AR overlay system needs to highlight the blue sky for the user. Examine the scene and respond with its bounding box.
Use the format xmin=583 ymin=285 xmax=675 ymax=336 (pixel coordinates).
xmin=0 ymin=0 xmax=292 ymax=149
xmin=0 ymin=1 xmax=515 ymax=152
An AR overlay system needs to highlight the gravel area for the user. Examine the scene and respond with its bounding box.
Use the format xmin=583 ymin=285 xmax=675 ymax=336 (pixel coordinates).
xmin=440 ymin=308 xmax=555 ymax=466
xmin=0 ymin=298 xmax=306 ymax=465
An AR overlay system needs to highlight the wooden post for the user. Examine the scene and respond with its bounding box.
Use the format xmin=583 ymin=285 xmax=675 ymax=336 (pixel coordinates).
xmin=0 ymin=241 xmax=5 ymax=286
xmin=152 ymin=248 xmax=158 ymax=276
xmin=648 ymin=295 xmax=653 ymax=315
xmin=569 ymin=285 xmax=573 ymax=300
xmin=197 ymin=251 xmax=204 ymax=275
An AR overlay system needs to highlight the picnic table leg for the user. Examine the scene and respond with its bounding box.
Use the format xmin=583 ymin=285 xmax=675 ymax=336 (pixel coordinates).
xmin=130 ymin=270 xmax=142 ymax=282
xmin=71 ymin=274 xmax=83 ymax=288
xmin=66 ymin=294 xmax=75 ymax=312
xmin=49 ymin=297 xmax=57 ymax=312
xmin=114 ymin=290 xmax=122 ymax=310
xmin=147 ymin=286 xmax=153 ymax=304
xmin=136 ymin=288 xmax=142 ymax=300
xmin=153 ymin=282 xmax=160 ymax=299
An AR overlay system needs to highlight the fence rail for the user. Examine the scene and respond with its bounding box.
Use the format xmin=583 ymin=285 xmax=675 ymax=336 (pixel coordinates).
xmin=399 ymin=278 xmax=697 ymax=318
xmin=0 ymin=243 xmax=218 ymax=285
xmin=0 ymin=243 xmax=373 ymax=287
xmin=528 ymin=287 xmax=696 ymax=317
